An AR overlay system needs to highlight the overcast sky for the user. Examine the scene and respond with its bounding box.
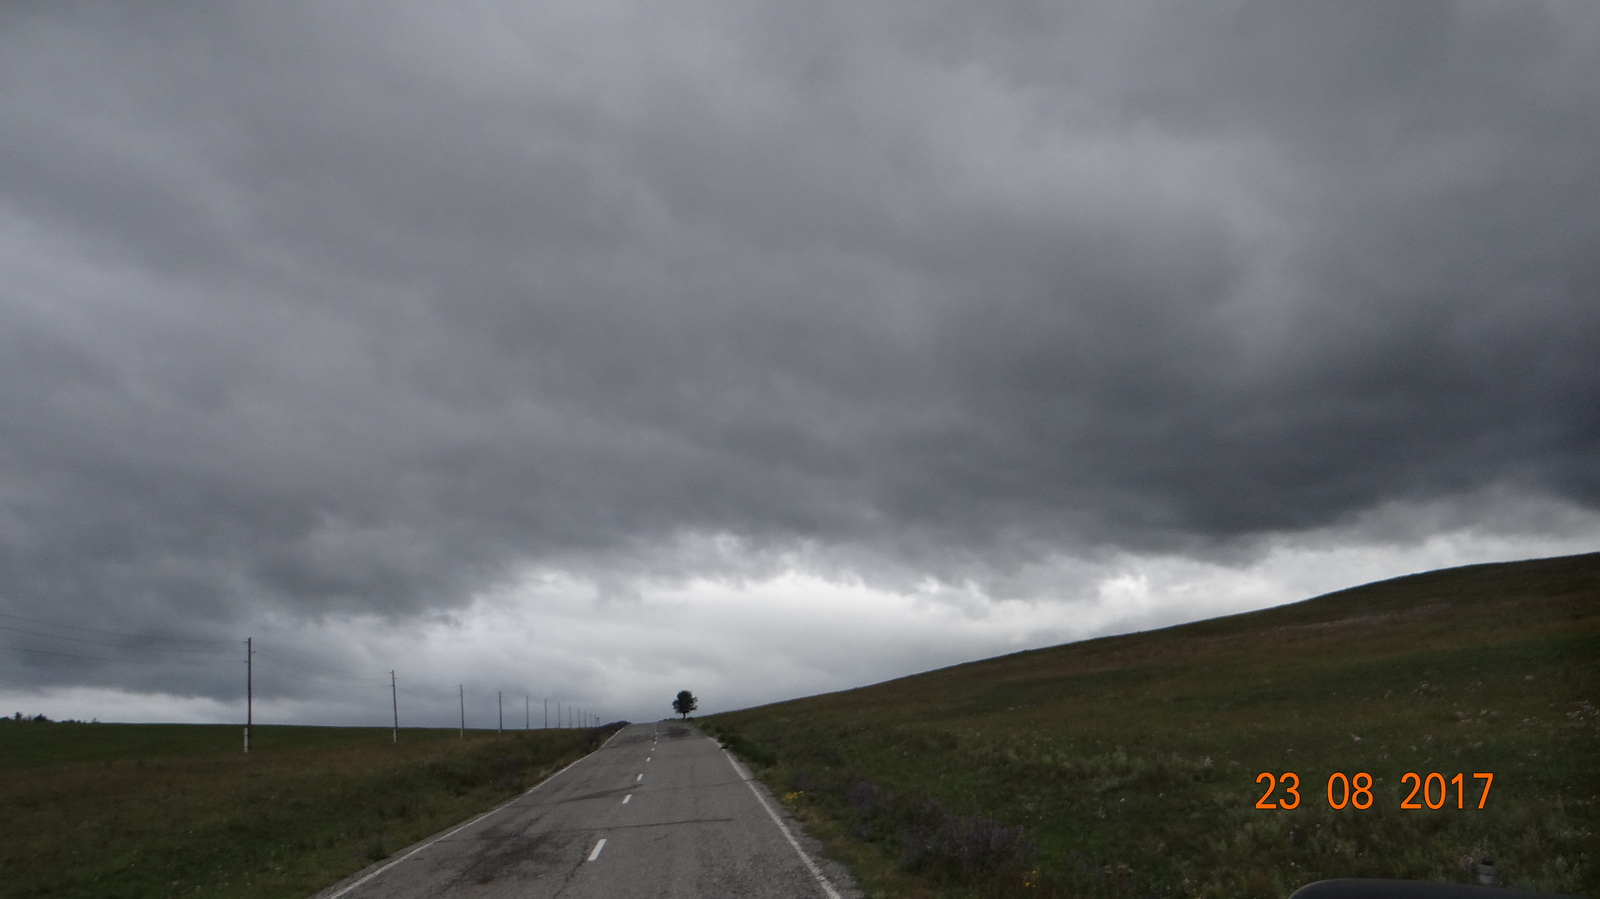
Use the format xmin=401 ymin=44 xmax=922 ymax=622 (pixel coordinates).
xmin=1 ymin=1 xmax=1596 ymax=729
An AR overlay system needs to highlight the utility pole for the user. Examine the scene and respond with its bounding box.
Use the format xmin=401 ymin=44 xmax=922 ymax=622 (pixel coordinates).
xmin=544 ymin=697 xmax=548 ymax=729
xmin=498 ymin=691 xmax=503 ymax=733
xmin=390 ymin=670 xmax=399 ymax=744
xmin=244 ymin=637 xmax=253 ymax=754
xmin=459 ymin=684 xmax=465 ymax=739
xmin=525 ymin=695 xmax=530 ymax=731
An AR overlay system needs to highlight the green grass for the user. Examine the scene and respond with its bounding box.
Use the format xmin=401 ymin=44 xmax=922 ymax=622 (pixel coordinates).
xmin=704 ymin=552 xmax=1600 ymax=898
xmin=0 ymin=723 xmax=619 ymax=899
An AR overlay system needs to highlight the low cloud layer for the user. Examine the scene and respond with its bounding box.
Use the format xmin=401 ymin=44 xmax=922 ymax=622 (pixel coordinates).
xmin=1 ymin=1 xmax=1596 ymax=724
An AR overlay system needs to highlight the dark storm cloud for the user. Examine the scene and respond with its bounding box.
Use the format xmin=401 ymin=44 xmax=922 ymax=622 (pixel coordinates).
xmin=1 ymin=1 xmax=1596 ymax=697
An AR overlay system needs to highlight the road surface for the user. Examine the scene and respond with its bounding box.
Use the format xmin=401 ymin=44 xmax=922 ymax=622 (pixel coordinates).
xmin=311 ymin=722 xmax=858 ymax=899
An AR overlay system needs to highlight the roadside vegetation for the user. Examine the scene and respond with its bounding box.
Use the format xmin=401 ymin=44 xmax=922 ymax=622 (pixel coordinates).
xmin=704 ymin=553 xmax=1599 ymax=898
xmin=0 ymin=722 xmax=620 ymax=898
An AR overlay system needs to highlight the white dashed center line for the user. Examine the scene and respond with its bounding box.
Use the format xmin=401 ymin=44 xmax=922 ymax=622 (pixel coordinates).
xmin=622 ymin=794 xmax=632 ymax=804
xmin=636 ymin=773 xmax=643 ymax=782
xmin=588 ymin=838 xmax=606 ymax=861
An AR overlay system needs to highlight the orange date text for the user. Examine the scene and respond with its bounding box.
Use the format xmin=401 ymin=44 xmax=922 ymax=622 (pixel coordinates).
xmin=1254 ymin=772 xmax=1493 ymax=809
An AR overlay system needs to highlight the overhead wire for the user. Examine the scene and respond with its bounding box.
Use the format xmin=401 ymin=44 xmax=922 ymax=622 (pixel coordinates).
xmin=1 ymin=611 xmax=534 ymax=723
xmin=0 ymin=609 xmax=236 ymax=647
xmin=251 ymin=646 xmax=381 ymax=682
xmin=0 ymin=622 xmax=238 ymax=655
xmin=0 ymin=642 xmax=240 ymax=666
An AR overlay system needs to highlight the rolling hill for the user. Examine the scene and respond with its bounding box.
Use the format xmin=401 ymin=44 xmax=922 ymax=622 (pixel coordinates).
xmin=705 ymin=552 xmax=1600 ymax=898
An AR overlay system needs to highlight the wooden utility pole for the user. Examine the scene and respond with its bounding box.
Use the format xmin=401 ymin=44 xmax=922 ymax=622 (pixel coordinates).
xmin=525 ymin=695 xmax=530 ymax=731
xmin=390 ymin=670 xmax=399 ymax=743
xmin=498 ymin=691 xmax=503 ymax=733
xmin=544 ymin=697 xmax=548 ymax=729
xmin=244 ymin=637 xmax=253 ymax=754
xmin=459 ymin=684 xmax=465 ymax=739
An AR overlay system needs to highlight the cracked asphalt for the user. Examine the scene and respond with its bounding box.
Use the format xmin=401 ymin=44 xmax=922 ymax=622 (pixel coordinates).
xmin=310 ymin=723 xmax=859 ymax=898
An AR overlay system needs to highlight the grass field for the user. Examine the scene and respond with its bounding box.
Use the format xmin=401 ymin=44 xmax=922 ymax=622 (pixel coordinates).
xmin=0 ymin=722 xmax=618 ymax=899
xmin=704 ymin=553 xmax=1600 ymax=898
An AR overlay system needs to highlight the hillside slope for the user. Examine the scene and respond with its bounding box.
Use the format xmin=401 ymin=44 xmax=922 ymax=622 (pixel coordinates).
xmin=706 ymin=553 xmax=1599 ymax=898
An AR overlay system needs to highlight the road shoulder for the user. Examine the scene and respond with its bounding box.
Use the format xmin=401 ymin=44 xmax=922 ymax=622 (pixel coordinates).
xmin=711 ymin=729 xmax=864 ymax=899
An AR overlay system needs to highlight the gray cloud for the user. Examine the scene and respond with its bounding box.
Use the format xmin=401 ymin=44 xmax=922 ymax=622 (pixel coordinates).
xmin=1 ymin=1 xmax=1596 ymax=712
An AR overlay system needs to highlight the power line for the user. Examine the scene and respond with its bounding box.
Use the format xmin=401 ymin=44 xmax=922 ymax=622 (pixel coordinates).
xmin=0 ymin=642 xmax=239 ymax=666
xmin=252 ymin=647 xmax=378 ymax=682
xmin=0 ymin=631 xmax=372 ymax=679
xmin=0 ymin=623 xmax=237 ymax=655
xmin=0 ymin=609 xmax=235 ymax=647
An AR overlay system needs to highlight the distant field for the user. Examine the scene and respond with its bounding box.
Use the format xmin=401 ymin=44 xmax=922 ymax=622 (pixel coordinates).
xmin=0 ymin=722 xmax=616 ymax=899
xmin=704 ymin=553 xmax=1600 ymax=899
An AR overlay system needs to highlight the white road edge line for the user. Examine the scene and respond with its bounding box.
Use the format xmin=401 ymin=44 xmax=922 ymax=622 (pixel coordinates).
xmin=722 ymin=746 xmax=844 ymax=899
xmin=588 ymin=838 xmax=607 ymax=861
xmin=323 ymin=726 xmax=629 ymax=899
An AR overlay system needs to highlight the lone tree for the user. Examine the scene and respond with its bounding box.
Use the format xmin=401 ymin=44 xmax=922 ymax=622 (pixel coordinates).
xmin=672 ymin=690 xmax=698 ymax=720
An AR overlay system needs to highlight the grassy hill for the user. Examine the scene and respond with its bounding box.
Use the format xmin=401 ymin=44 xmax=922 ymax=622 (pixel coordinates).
xmin=0 ymin=723 xmax=617 ymax=898
xmin=704 ymin=552 xmax=1600 ymax=898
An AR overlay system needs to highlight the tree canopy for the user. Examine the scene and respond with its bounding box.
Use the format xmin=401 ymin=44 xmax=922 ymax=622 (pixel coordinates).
xmin=672 ymin=690 xmax=697 ymax=719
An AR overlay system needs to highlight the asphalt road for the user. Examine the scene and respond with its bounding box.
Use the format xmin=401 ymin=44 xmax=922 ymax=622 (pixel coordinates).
xmin=311 ymin=722 xmax=859 ymax=899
